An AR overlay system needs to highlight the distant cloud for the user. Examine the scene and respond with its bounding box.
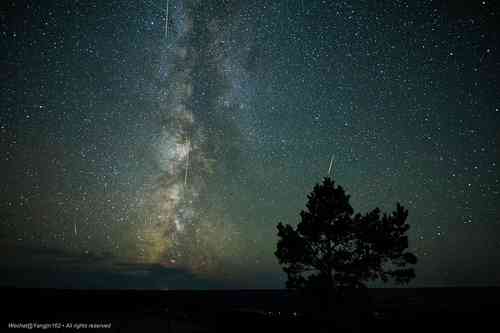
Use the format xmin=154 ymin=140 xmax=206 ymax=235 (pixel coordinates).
xmin=0 ymin=240 xmax=229 ymax=289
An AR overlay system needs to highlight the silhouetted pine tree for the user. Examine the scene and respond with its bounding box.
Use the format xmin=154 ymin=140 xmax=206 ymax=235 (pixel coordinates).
xmin=275 ymin=177 xmax=417 ymax=297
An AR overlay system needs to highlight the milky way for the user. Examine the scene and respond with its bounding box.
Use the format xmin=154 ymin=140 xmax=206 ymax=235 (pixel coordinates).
xmin=133 ymin=0 xmax=246 ymax=273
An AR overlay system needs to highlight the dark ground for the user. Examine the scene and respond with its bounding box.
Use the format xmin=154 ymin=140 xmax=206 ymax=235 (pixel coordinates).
xmin=2 ymin=287 xmax=499 ymax=332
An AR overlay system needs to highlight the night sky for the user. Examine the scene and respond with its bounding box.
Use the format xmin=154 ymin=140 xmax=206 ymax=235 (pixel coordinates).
xmin=1 ymin=0 xmax=499 ymax=289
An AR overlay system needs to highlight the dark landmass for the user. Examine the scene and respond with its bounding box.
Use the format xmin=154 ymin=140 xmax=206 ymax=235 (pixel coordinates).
xmin=2 ymin=287 xmax=499 ymax=332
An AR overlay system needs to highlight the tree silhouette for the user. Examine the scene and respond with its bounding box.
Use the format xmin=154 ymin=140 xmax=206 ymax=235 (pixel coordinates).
xmin=275 ymin=177 xmax=417 ymax=295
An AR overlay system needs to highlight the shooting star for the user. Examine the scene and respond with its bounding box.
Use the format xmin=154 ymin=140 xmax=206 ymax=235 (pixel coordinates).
xmin=142 ymin=0 xmax=169 ymax=40
xmin=328 ymin=154 xmax=334 ymax=177
xmin=184 ymin=136 xmax=190 ymax=186
xmin=479 ymin=48 xmax=491 ymax=64
xmin=165 ymin=0 xmax=169 ymax=40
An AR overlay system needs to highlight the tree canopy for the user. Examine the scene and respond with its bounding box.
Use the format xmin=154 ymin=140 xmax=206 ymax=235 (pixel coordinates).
xmin=275 ymin=177 xmax=417 ymax=292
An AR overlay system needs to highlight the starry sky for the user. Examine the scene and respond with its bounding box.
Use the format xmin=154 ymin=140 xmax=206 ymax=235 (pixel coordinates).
xmin=1 ymin=0 xmax=499 ymax=289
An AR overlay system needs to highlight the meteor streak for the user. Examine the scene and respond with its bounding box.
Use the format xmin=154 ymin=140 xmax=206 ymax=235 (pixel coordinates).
xmin=165 ymin=0 xmax=169 ymax=40
xmin=141 ymin=0 xmax=169 ymax=39
xmin=328 ymin=154 xmax=334 ymax=177
xmin=184 ymin=136 xmax=190 ymax=186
